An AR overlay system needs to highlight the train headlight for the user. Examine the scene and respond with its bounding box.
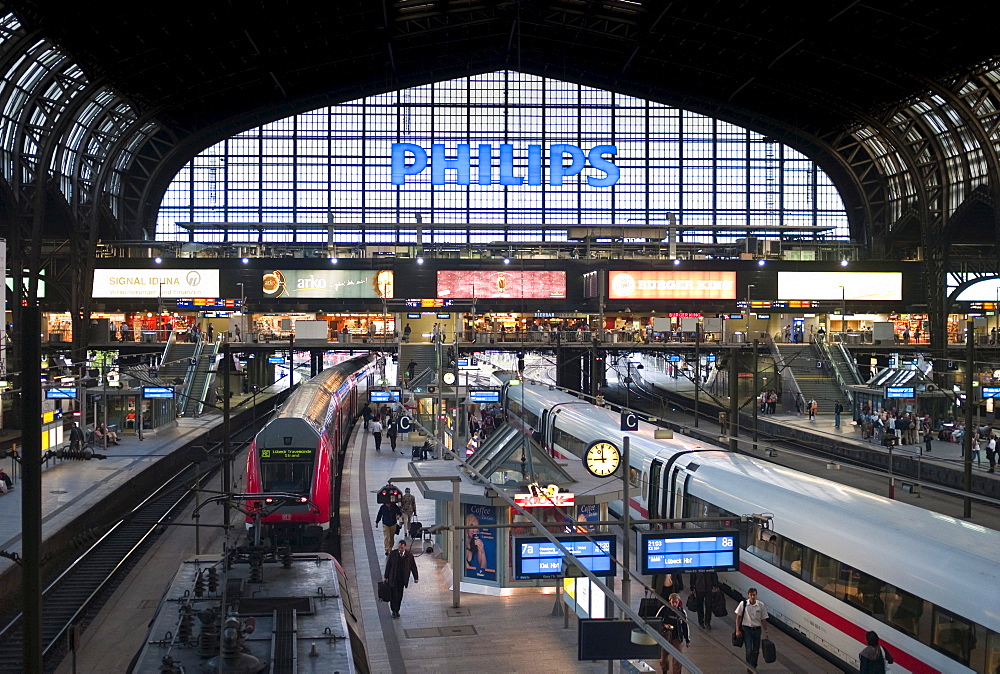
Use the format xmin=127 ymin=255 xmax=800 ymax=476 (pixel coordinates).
xmin=299 ymin=496 xmax=308 ymax=503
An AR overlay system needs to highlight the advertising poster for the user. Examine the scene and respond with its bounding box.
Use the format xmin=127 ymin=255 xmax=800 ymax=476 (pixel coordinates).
xmin=464 ymin=503 xmax=497 ymax=582
xmin=92 ymin=269 xmax=220 ymax=298
xmin=437 ymin=270 xmax=566 ymax=299
xmin=262 ymin=269 xmax=393 ymax=299
xmin=777 ymin=271 xmax=902 ymax=301
xmin=571 ymin=504 xmax=600 ymax=533
xmin=607 ymin=270 xmax=737 ymax=300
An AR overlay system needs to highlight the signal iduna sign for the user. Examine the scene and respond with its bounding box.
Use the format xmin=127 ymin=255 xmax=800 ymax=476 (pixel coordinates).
xmin=93 ymin=269 xmax=220 ymax=298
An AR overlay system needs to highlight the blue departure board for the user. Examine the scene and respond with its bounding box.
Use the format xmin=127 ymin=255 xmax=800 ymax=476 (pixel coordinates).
xmin=514 ymin=534 xmax=616 ymax=579
xmin=370 ymin=390 xmax=401 ymax=402
xmin=885 ymin=387 xmax=914 ymax=399
xmin=468 ymin=389 xmax=500 ymax=403
xmin=639 ymin=530 xmax=739 ymax=574
xmin=142 ymin=387 xmax=175 ymax=399
xmin=982 ymin=387 xmax=1000 ymax=398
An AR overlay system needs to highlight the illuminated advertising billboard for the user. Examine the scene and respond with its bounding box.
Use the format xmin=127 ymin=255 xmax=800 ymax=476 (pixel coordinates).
xmin=777 ymin=272 xmax=902 ymax=301
xmin=607 ymin=271 xmax=737 ymax=300
xmin=261 ymin=269 xmax=393 ymax=299
xmin=437 ymin=270 xmax=566 ymax=299
xmin=93 ymin=269 xmax=220 ymax=298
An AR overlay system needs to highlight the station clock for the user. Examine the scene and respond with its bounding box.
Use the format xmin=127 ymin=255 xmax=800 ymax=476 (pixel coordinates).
xmin=584 ymin=441 xmax=621 ymax=477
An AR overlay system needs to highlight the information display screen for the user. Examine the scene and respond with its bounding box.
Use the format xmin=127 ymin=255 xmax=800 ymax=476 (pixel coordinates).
xmin=608 ymin=270 xmax=736 ymax=300
xmin=437 ymin=270 xmax=567 ymax=299
xmin=468 ymin=389 xmax=500 ymax=403
xmin=45 ymin=387 xmax=77 ymax=399
xmin=267 ymin=356 xmax=285 ymax=364
xmin=142 ymin=387 xmax=174 ymax=399
xmin=260 ymin=447 xmax=314 ymax=460
xmin=370 ymin=390 xmax=402 ymax=402
xmin=262 ymin=269 xmax=393 ymax=299
xmin=639 ymin=530 xmax=739 ymax=574
xmin=777 ymin=271 xmax=902 ymax=301
xmin=886 ymin=386 xmax=915 ymax=399
xmin=982 ymin=387 xmax=1000 ymax=398
xmin=514 ymin=535 xmax=616 ymax=579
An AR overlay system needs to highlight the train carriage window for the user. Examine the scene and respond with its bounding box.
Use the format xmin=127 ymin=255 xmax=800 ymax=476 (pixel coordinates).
xmin=551 ymin=426 xmax=587 ymax=457
xmin=262 ymin=459 xmax=314 ymax=493
xmin=808 ymin=551 xmax=840 ymax=596
xmin=629 ymin=466 xmax=640 ymax=488
xmin=883 ymin=583 xmax=927 ymax=639
xmin=841 ymin=566 xmax=884 ymax=616
xmin=641 ymin=471 xmax=648 ymax=498
xmin=779 ymin=538 xmax=803 ymax=576
xmin=983 ymin=628 xmax=1000 ymax=674
xmin=932 ymin=607 xmax=976 ymax=666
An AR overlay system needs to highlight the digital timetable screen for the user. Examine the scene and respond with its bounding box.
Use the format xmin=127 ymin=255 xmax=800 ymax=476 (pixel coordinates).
xmin=639 ymin=530 xmax=739 ymax=574
xmin=514 ymin=535 xmax=616 ymax=579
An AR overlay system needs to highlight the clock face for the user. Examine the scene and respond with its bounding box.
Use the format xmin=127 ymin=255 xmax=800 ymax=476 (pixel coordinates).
xmin=584 ymin=441 xmax=621 ymax=477
xmin=443 ymin=371 xmax=456 ymax=385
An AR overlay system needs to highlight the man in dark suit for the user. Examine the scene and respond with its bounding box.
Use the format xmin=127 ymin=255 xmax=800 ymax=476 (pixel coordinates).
xmin=383 ymin=539 xmax=419 ymax=618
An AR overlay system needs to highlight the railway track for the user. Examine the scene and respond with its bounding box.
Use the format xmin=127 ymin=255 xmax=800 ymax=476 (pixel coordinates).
xmin=0 ymin=429 xmax=259 ymax=672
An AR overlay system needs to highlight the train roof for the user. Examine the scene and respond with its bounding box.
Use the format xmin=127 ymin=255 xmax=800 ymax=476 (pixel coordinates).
xmin=132 ymin=552 xmax=359 ymax=672
xmin=510 ymin=380 xmax=1000 ymax=630
xmin=276 ymin=354 xmax=376 ymax=433
xmin=686 ymin=456 xmax=1000 ymax=630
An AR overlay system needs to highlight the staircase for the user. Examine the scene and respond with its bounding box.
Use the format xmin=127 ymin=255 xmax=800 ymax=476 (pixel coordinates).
xmin=159 ymin=340 xmax=197 ymax=385
xmin=398 ymin=343 xmax=437 ymax=386
xmin=183 ymin=340 xmax=220 ymax=417
xmin=775 ymin=343 xmax=850 ymax=413
xmin=828 ymin=342 xmax=864 ymax=386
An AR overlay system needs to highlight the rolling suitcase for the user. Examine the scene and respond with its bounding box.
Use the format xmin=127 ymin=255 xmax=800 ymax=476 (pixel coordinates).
xmin=377 ymin=581 xmax=391 ymax=602
xmin=761 ymin=638 xmax=776 ymax=663
xmin=412 ymin=446 xmax=422 ymax=459
xmin=409 ymin=520 xmax=423 ymax=539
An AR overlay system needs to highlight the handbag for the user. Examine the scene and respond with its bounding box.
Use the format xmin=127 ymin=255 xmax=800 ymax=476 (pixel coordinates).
xmin=638 ymin=596 xmax=661 ymax=618
xmin=731 ymin=630 xmax=744 ymax=648
xmin=686 ymin=592 xmax=698 ymax=611
xmin=711 ymin=589 xmax=728 ymax=617
xmin=377 ymin=581 xmax=391 ymax=602
xmin=761 ymin=638 xmax=776 ymax=663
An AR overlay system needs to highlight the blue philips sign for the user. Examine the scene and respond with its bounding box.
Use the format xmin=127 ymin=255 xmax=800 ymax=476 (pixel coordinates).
xmin=391 ymin=143 xmax=620 ymax=187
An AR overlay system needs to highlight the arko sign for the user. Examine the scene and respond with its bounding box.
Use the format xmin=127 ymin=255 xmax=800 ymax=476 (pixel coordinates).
xmin=391 ymin=143 xmax=620 ymax=187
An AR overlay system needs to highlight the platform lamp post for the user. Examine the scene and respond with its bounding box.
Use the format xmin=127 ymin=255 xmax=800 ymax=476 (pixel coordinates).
xmin=745 ymin=284 xmax=755 ymax=336
xmin=839 ymin=285 xmax=847 ymax=338
xmin=237 ymin=282 xmax=246 ymax=341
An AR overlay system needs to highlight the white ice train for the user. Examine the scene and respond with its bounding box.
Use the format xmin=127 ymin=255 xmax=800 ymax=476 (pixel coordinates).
xmin=504 ymin=380 xmax=1000 ymax=674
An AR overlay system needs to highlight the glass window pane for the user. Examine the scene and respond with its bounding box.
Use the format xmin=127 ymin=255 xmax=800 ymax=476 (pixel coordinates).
xmin=933 ymin=609 xmax=975 ymax=666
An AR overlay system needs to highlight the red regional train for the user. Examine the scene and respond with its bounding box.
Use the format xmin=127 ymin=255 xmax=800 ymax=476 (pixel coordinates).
xmin=246 ymin=353 xmax=377 ymax=548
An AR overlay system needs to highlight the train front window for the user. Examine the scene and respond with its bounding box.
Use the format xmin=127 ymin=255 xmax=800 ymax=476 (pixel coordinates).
xmin=262 ymin=460 xmax=314 ymax=493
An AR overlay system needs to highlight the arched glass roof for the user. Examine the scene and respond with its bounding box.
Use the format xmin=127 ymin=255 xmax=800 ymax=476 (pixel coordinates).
xmin=156 ymin=71 xmax=849 ymax=244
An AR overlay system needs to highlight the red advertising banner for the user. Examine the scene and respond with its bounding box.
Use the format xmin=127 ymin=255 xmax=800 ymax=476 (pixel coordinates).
xmin=437 ymin=270 xmax=567 ymax=299
xmin=608 ymin=270 xmax=737 ymax=300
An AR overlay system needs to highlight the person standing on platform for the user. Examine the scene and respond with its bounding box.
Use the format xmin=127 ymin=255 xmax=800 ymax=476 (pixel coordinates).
xmin=207 ymin=323 xmax=214 ymax=342
xmin=925 ymin=427 xmax=935 ymax=455
xmin=689 ymin=570 xmax=719 ymax=630
xmin=808 ymin=398 xmax=817 ymax=421
xmin=386 ymin=417 xmax=398 ymax=452
xmin=402 ymin=323 xmax=411 ymax=343
xmin=370 ymin=417 xmax=384 ymax=452
xmin=362 ymin=404 xmax=372 ymax=430
xmin=657 ymin=593 xmax=690 ymax=674
xmin=834 ymin=400 xmax=844 ymax=428
xmin=735 ymin=588 xmax=769 ymax=671
xmin=69 ymin=423 xmax=86 ymax=452
xmin=375 ymin=500 xmax=401 ymax=556
xmin=987 ymin=433 xmax=996 ymax=473
xmin=400 ymin=487 xmax=416 ymax=537
xmin=383 ymin=539 xmax=419 ymax=618
xmin=859 ymin=630 xmax=893 ymax=673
